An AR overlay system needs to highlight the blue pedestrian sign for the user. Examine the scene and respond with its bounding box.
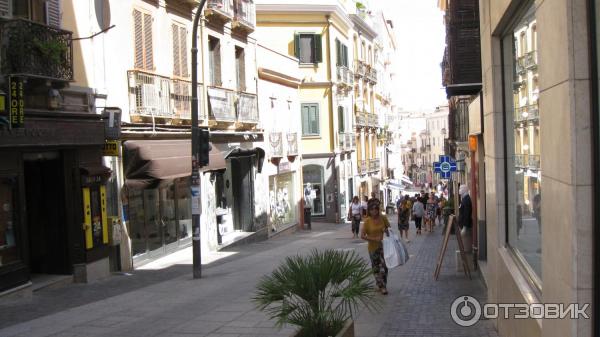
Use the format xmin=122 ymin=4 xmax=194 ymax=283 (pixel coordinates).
xmin=433 ymin=155 xmax=457 ymax=179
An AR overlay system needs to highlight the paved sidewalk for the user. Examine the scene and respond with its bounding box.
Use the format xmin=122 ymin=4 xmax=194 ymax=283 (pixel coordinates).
xmin=0 ymin=221 xmax=497 ymax=337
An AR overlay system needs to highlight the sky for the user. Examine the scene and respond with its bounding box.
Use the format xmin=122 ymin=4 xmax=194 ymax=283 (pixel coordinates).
xmin=382 ymin=1 xmax=447 ymax=112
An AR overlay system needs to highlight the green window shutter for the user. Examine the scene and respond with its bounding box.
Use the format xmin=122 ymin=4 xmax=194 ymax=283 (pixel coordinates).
xmin=311 ymin=105 xmax=320 ymax=134
xmin=343 ymin=45 xmax=349 ymax=67
xmin=302 ymin=104 xmax=310 ymax=135
xmin=336 ymin=39 xmax=341 ymax=66
xmin=294 ymin=33 xmax=300 ymax=58
xmin=314 ymin=34 xmax=323 ymax=63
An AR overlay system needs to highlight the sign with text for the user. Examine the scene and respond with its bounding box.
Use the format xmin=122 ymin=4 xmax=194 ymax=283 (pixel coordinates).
xmin=102 ymin=140 xmax=120 ymax=156
xmin=9 ymin=77 xmax=25 ymax=128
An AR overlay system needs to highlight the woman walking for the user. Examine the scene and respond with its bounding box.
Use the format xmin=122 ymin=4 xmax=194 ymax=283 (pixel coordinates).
xmin=425 ymin=193 xmax=437 ymax=232
xmin=397 ymin=196 xmax=411 ymax=242
xmin=360 ymin=199 xmax=391 ymax=295
xmin=412 ymin=197 xmax=424 ymax=235
xmin=348 ymin=196 xmax=363 ymax=239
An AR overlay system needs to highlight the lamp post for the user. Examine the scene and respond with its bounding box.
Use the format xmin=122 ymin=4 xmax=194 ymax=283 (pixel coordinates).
xmin=191 ymin=0 xmax=207 ymax=279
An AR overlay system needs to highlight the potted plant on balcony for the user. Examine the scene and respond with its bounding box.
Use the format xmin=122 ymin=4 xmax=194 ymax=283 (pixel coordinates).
xmin=253 ymin=249 xmax=380 ymax=337
xmin=33 ymin=37 xmax=67 ymax=66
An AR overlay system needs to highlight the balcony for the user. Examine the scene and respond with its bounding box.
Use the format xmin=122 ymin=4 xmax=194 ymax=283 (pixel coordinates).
xmin=232 ymin=0 xmax=255 ymax=33
xmin=206 ymin=0 xmax=234 ymax=21
xmin=367 ymin=67 xmax=378 ymax=84
xmin=367 ymin=113 xmax=378 ymax=128
xmin=358 ymin=160 xmax=368 ymax=175
xmin=235 ymin=91 xmax=258 ymax=123
xmin=128 ymin=70 xmax=203 ymax=120
xmin=354 ymin=60 xmax=367 ymax=78
xmin=516 ymin=51 xmax=538 ymax=75
xmin=336 ymin=65 xmax=354 ymax=89
xmin=368 ymin=158 xmax=380 ymax=173
xmin=269 ymin=132 xmax=283 ymax=158
xmin=0 ymin=19 xmax=73 ymax=82
xmin=208 ymin=86 xmax=235 ymax=122
xmin=337 ymin=132 xmax=356 ymax=152
xmin=287 ymin=132 xmax=298 ymax=156
xmin=528 ymin=154 xmax=540 ymax=169
xmin=355 ymin=111 xmax=367 ymax=127
xmin=514 ymin=104 xmax=539 ymax=124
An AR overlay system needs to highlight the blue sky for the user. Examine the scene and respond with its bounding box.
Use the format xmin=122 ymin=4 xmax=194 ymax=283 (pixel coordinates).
xmin=384 ymin=1 xmax=447 ymax=112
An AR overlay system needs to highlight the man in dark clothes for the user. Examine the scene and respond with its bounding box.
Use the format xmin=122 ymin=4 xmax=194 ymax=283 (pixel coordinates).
xmin=458 ymin=184 xmax=472 ymax=229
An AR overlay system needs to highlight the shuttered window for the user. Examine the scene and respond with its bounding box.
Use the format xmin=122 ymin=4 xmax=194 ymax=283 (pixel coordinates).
xmin=133 ymin=9 xmax=154 ymax=71
xmin=208 ymin=36 xmax=222 ymax=86
xmin=172 ymin=23 xmax=188 ymax=77
xmin=0 ymin=0 xmax=10 ymax=18
xmin=293 ymin=33 xmax=322 ymax=64
xmin=335 ymin=39 xmax=349 ymax=67
xmin=301 ymin=103 xmax=320 ymax=136
xmin=235 ymin=46 xmax=245 ymax=91
xmin=45 ymin=0 xmax=61 ymax=28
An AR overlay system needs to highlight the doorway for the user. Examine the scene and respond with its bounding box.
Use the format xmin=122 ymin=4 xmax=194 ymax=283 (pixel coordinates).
xmin=230 ymin=156 xmax=254 ymax=232
xmin=24 ymin=152 xmax=70 ymax=275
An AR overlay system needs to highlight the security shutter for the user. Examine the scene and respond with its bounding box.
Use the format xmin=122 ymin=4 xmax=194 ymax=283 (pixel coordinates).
xmin=46 ymin=0 xmax=61 ymax=28
xmin=172 ymin=24 xmax=180 ymax=76
xmin=0 ymin=0 xmax=10 ymax=18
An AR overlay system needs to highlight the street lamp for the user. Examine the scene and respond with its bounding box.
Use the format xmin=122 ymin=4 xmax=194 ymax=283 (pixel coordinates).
xmin=191 ymin=0 xmax=207 ymax=279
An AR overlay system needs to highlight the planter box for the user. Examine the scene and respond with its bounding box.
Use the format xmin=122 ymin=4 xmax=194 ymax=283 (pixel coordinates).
xmin=291 ymin=320 xmax=354 ymax=337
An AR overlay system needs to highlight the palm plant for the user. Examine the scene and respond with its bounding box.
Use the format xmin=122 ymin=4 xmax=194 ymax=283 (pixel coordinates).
xmin=253 ymin=249 xmax=380 ymax=337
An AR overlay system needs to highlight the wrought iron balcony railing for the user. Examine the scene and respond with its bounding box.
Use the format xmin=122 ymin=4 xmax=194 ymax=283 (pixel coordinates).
xmin=514 ymin=104 xmax=539 ymax=123
xmin=515 ymin=154 xmax=526 ymax=168
xmin=287 ymin=132 xmax=298 ymax=156
xmin=269 ymin=132 xmax=283 ymax=158
xmin=367 ymin=67 xmax=378 ymax=84
xmin=528 ymin=154 xmax=540 ymax=169
xmin=355 ymin=111 xmax=367 ymax=127
xmin=206 ymin=0 xmax=234 ymax=20
xmin=369 ymin=158 xmax=380 ymax=172
xmin=208 ymin=86 xmax=235 ymax=122
xmin=236 ymin=91 xmax=258 ymax=123
xmin=1 ymin=18 xmax=73 ymax=81
xmin=336 ymin=65 xmax=354 ymax=88
xmin=128 ymin=70 xmax=203 ymax=120
xmin=233 ymin=0 xmax=255 ymax=32
xmin=354 ymin=60 xmax=367 ymax=78
xmin=337 ymin=132 xmax=356 ymax=152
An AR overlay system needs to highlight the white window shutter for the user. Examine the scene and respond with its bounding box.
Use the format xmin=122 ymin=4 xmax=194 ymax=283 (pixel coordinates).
xmin=0 ymin=0 xmax=10 ymax=18
xmin=46 ymin=0 xmax=61 ymax=28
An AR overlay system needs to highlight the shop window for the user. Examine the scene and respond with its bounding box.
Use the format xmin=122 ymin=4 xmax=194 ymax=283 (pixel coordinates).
xmin=0 ymin=177 xmax=19 ymax=267
xmin=269 ymin=172 xmax=297 ymax=232
xmin=503 ymin=3 xmax=541 ymax=286
xmin=303 ymin=165 xmax=325 ymax=216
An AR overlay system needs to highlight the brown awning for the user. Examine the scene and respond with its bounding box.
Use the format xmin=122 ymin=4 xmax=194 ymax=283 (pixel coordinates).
xmin=123 ymin=139 xmax=226 ymax=184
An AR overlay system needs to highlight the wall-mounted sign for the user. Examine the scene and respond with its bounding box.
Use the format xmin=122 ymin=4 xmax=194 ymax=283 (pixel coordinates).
xmin=278 ymin=161 xmax=291 ymax=172
xmin=9 ymin=77 xmax=24 ymax=128
xmin=103 ymin=140 xmax=120 ymax=156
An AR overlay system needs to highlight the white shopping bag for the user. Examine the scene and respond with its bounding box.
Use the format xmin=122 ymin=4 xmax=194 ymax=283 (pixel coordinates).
xmin=383 ymin=234 xmax=400 ymax=269
xmin=392 ymin=232 xmax=409 ymax=265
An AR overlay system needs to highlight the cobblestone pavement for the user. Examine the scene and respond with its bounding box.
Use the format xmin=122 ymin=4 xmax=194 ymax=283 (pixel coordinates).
xmin=0 ymin=221 xmax=499 ymax=337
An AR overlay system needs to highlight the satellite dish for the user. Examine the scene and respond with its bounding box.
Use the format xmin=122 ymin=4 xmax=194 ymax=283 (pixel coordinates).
xmin=95 ymin=0 xmax=111 ymax=30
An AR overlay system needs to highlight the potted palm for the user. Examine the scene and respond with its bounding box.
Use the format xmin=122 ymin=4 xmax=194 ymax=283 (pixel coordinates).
xmin=253 ymin=249 xmax=380 ymax=337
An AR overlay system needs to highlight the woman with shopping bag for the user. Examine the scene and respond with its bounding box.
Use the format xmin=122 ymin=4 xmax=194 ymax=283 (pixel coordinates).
xmin=360 ymin=199 xmax=391 ymax=295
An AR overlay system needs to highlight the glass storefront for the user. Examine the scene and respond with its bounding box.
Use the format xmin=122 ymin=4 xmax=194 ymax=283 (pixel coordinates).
xmin=127 ymin=177 xmax=192 ymax=259
xmin=303 ymin=165 xmax=325 ymax=216
xmin=0 ymin=177 xmax=19 ymax=267
xmin=268 ymin=172 xmax=297 ymax=232
xmin=504 ymin=3 xmax=541 ymax=283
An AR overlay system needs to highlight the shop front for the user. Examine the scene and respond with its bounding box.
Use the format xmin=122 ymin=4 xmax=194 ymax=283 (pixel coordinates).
xmin=268 ymin=169 xmax=297 ymax=233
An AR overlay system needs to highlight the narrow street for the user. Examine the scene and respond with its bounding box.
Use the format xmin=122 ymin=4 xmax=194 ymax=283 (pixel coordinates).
xmin=0 ymin=222 xmax=497 ymax=337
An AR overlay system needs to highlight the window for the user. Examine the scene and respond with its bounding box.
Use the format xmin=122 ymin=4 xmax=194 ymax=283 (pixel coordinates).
xmin=504 ymin=3 xmax=541 ymax=284
xmin=172 ymin=23 xmax=188 ymax=77
xmin=133 ymin=9 xmax=153 ymax=71
xmin=10 ymin=0 xmax=60 ymax=26
xmin=303 ymin=165 xmax=325 ymax=216
xmin=235 ymin=46 xmax=246 ymax=91
xmin=294 ymin=33 xmax=322 ymax=64
xmin=301 ymin=103 xmax=320 ymax=136
xmin=338 ymin=106 xmax=345 ymax=133
xmin=208 ymin=36 xmax=222 ymax=86
xmin=335 ymin=39 xmax=349 ymax=67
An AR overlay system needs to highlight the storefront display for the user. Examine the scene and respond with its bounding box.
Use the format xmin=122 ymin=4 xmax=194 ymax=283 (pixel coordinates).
xmin=269 ymin=172 xmax=297 ymax=231
xmin=0 ymin=177 xmax=18 ymax=267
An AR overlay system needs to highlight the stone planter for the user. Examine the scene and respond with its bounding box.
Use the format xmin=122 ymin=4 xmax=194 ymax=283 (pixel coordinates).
xmin=291 ymin=320 xmax=354 ymax=337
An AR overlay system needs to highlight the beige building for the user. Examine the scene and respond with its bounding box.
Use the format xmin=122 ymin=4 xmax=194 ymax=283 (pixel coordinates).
xmin=478 ymin=0 xmax=595 ymax=335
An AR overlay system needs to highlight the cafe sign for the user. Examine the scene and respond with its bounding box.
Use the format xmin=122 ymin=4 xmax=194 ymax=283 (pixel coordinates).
xmin=9 ymin=77 xmax=25 ymax=128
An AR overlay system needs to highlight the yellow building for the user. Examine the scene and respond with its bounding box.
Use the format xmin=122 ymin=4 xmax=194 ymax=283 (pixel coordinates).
xmin=256 ymin=0 xmax=356 ymax=222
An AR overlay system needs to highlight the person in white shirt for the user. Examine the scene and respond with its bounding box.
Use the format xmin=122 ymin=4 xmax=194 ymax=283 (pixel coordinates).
xmin=348 ymin=196 xmax=363 ymax=238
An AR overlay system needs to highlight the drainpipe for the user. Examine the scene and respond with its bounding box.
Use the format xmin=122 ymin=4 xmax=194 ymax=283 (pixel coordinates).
xmin=325 ymin=15 xmax=339 ymax=222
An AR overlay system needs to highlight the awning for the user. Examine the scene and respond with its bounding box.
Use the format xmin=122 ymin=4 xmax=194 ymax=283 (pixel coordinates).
xmin=401 ymin=175 xmax=413 ymax=186
xmin=387 ymin=182 xmax=404 ymax=190
xmin=123 ymin=140 xmax=227 ymax=187
xmin=225 ymin=147 xmax=265 ymax=173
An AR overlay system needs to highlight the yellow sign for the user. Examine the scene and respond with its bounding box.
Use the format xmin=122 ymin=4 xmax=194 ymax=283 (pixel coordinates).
xmin=0 ymin=94 xmax=5 ymax=113
xmin=103 ymin=140 xmax=120 ymax=156
xmin=469 ymin=135 xmax=477 ymax=152
xmin=9 ymin=77 xmax=24 ymax=128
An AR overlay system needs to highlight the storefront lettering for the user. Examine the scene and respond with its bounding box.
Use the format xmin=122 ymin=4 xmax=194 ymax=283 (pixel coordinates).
xmin=0 ymin=128 xmax=54 ymax=138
